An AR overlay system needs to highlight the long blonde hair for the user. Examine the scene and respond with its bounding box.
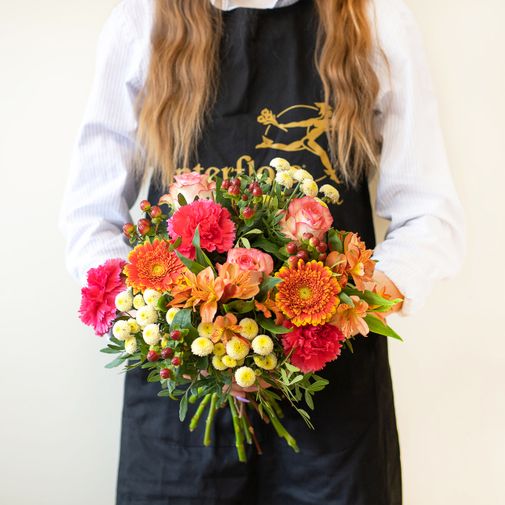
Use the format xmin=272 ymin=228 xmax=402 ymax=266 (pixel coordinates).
xmin=137 ymin=0 xmax=382 ymax=188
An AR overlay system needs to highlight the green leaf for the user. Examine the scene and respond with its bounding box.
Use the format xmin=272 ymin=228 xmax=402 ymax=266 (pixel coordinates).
xmin=175 ymin=251 xmax=205 ymax=274
xmin=222 ymin=300 xmax=256 ymax=314
xmin=100 ymin=347 xmax=122 ymax=354
xmin=258 ymin=276 xmax=282 ymax=299
xmin=252 ymin=238 xmax=288 ymax=260
xmin=257 ymin=315 xmax=291 ymax=334
xmin=289 ymin=375 xmax=304 ymax=386
xmin=305 ymin=390 xmax=315 ymax=410
xmin=284 ymin=363 xmax=300 ymax=373
xmin=339 ymin=292 xmax=355 ymax=307
xmin=345 ymin=339 xmax=354 ymax=353
xmin=192 ymin=226 xmax=215 ymax=271
xmin=104 ymin=355 xmax=127 ymax=369
xmin=157 ymin=389 xmax=173 ymax=397
xmin=177 ymin=193 xmax=188 ymax=207
xmin=240 ymin=237 xmax=251 ymax=248
xmin=171 ymin=308 xmax=193 ymax=331
xmin=179 ymin=394 xmax=189 ymax=421
xmin=345 ymin=285 xmax=401 ymax=312
xmin=327 ymin=229 xmax=343 ymax=253
xmin=364 ymin=315 xmax=403 ymax=341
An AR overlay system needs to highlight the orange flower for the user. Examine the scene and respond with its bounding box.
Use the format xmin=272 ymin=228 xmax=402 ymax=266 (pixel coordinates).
xmin=212 ymin=313 xmax=242 ymax=343
xmin=325 ymin=251 xmax=349 ymax=288
xmin=255 ymin=291 xmax=285 ymax=326
xmin=217 ymin=262 xmax=262 ymax=302
xmin=344 ymin=233 xmax=375 ymax=291
xmin=331 ymin=295 xmax=369 ymax=338
xmin=170 ymin=267 xmax=225 ymax=323
xmin=275 ymin=260 xmax=341 ymax=327
xmin=124 ymin=239 xmax=185 ymax=292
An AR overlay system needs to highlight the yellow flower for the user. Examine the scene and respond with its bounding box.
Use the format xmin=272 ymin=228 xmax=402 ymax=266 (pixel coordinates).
xmin=269 ymin=157 xmax=291 ymax=171
xmin=222 ymin=355 xmax=238 ymax=368
xmin=191 ymin=337 xmax=214 ymax=357
xmin=320 ymin=184 xmax=341 ymax=204
xmin=235 ymin=366 xmax=256 ymax=388
xmin=276 ymin=170 xmax=295 ymax=189
xmin=226 ymin=337 xmax=250 ymax=360
xmin=133 ymin=294 xmax=145 ymax=309
xmin=165 ymin=307 xmax=180 ymax=324
xmin=212 ymin=355 xmax=228 ymax=371
xmin=144 ymin=288 xmax=161 ymax=307
xmin=251 ymin=335 xmax=274 ymax=356
xmin=112 ymin=320 xmax=130 ymax=341
xmin=253 ymin=353 xmax=278 ymax=370
xmin=127 ymin=318 xmax=140 ymax=334
xmin=115 ymin=290 xmax=133 ymax=312
xmin=142 ymin=323 xmax=160 ymax=345
xmin=293 ymin=169 xmax=313 ymax=182
xmin=301 ymin=179 xmax=318 ymax=197
xmin=213 ymin=342 xmax=226 ymax=357
xmin=124 ymin=337 xmax=138 ymax=355
xmin=197 ymin=321 xmax=214 ymax=338
xmin=136 ymin=305 xmax=158 ymax=327
xmin=239 ymin=318 xmax=259 ymax=340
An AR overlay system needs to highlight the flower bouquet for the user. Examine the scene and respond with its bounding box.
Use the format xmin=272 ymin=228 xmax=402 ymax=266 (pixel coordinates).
xmin=79 ymin=157 xmax=403 ymax=461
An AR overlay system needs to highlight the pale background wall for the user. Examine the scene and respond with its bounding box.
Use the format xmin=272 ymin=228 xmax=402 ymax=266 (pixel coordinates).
xmin=0 ymin=1 xmax=503 ymax=504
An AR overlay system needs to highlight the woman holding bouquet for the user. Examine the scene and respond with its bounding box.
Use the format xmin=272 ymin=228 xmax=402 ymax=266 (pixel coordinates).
xmin=59 ymin=0 xmax=465 ymax=504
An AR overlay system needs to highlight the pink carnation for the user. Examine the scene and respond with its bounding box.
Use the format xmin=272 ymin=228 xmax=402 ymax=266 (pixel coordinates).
xmin=79 ymin=258 xmax=126 ymax=336
xmin=167 ymin=200 xmax=236 ymax=260
xmin=280 ymin=196 xmax=333 ymax=241
xmin=226 ymin=248 xmax=274 ymax=276
xmin=282 ymin=323 xmax=346 ymax=373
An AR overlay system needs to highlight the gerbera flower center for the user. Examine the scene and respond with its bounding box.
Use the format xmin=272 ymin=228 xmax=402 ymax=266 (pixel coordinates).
xmin=151 ymin=263 xmax=165 ymax=276
xmin=299 ymin=286 xmax=313 ymax=300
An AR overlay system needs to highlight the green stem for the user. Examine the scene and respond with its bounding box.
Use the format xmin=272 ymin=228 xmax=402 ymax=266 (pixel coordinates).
xmin=203 ymin=393 xmax=218 ymax=446
xmin=264 ymin=401 xmax=299 ymax=453
xmin=269 ymin=396 xmax=284 ymax=419
xmin=189 ymin=393 xmax=211 ymax=432
xmin=239 ymin=403 xmax=253 ymax=445
xmin=228 ymin=397 xmax=247 ymax=462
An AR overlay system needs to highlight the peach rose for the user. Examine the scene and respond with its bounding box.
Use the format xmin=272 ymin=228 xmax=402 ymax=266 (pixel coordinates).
xmin=159 ymin=172 xmax=216 ymax=208
xmin=280 ymin=196 xmax=333 ymax=241
xmin=226 ymin=248 xmax=274 ymax=276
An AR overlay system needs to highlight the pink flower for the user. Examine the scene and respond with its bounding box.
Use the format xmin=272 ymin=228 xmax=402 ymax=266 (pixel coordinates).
xmin=79 ymin=258 xmax=126 ymax=336
xmin=168 ymin=200 xmax=236 ymax=259
xmin=159 ymin=172 xmax=215 ymax=208
xmin=226 ymin=248 xmax=274 ymax=276
xmin=282 ymin=323 xmax=346 ymax=373
xmin=280 ymin=197 xmax=333 ymax=242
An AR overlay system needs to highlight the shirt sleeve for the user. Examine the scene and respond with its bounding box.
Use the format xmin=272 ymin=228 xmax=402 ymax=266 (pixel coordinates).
xmin=58 ymin=1 xmax=150 ymax=286
xmin=369 ymin=0 xmax=467 ymax=316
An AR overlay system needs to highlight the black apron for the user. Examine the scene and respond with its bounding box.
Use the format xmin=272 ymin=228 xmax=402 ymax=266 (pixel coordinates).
xmin=116 ymin=1 xmax=402 ymax=503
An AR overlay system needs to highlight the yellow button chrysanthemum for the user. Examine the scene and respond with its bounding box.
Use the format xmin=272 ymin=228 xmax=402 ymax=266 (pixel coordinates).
xmin=235 ymin=366 xmax=256 ymax=388
xmin=191 ymin=337 xmax=214 ymax=357
xmin=213 ymin=342 xmax=226 ymax=357
xmin=251 ymin=335 xmax=274 ymax=356
xmin=226 ymin=337 xmax=250 ymax=360
xmin=212 ymin=355 xmax=228 ymax=371
xmin=253 ymin=353 xmax=278 ymax=371
xmin=239 ymin=318 xmax=259 ymax=340
xmin=197 ymin=322 xmax=214 ymax=339
xmin=221 ymin=355 xmax=238 ymax=368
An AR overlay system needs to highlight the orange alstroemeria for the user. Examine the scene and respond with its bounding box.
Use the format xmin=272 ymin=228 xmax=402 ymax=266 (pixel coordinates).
xmin=212 ymin=313 xmax=242 ymax=344
xmin=217 ymin=262 xmax=262 ymax=302
xmin=255 ymin=290 xmax=285 ymax=326
xmin=330 ymin=295 xmax=369 ymax=339
xmin=325 ymin=251 xmax=349 ymax=289
xmin=170 ymin=267 xmax=225 ymax=323
xmin=343 ymin=233 xmax=375 ymax=291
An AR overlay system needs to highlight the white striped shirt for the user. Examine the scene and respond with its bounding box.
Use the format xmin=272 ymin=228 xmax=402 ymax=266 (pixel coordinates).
xmin=58 ymin=0 xmax=466 ymax=316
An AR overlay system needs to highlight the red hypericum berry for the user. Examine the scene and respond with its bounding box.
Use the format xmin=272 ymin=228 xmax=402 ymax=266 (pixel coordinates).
xmin=140 ymin=200 xmax=151 ymax=212
xmin=296 ymin=250 xmax=309 ymax=262
xmin=287 ymin=256 xmax=299 ymax=268
xmin=286 ymin=241 xmax=298 ymax=254
xmin=170 ymin=330 xmax=182 ymax=341
xmin=222 ymin=179 xmax=231 ymax=190
xmin=317 ymin=242 xmax=328 ymax=253
xmin=302 ymin=232 xmax=313 ymax=241
xmin=150 ymin=205 xmax=162 ymax=218
xmin=241 ymin=194 xmax=249 ymax=201
xmin=252 ymin=186 xmax=263 ymax=197
xmin=137 ymin=218 xmax=151 ymax=236
xmin=171 ymin=357 xmax=181 ymax=366
xmin=147 ymin=350 xmax=159 ymax=362
xmin=160 ymin=368 xmax=171 ymax=380
xmin=228 ymin=186 xmax=240 ymax=196
xmin=248 ymin=183 xmax=256 ymax=192
xmin=161 ymin=347 xmax=174 ymax=360
xmin=229 ymin=178 xmax=239 ymax=187
xmin=319 ymin=253 xmax=327 ymax=262
xmin=242 ymin=207 xmax=255 ymax=219
xmin=309 ymin=237 xmax=320 ymax=248
xmin=123 ymin=222 xmax=135 ymax=237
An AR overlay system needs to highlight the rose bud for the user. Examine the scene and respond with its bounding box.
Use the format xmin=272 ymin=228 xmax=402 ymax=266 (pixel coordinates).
xmin=123 ymin=222 xmax=135 ymax=237
xmin=171 ymin=356 xmax=181 ymax=366
xmin=147 ymin=350 xmax=159 ymax=362
xmin=161 ymin=347 xmax=174 ymax=360
xmin=286 ymin=241 xmax=298 ymax=254
xmin=160 ymin=368 xmax=171 ymax=380
xmin=140 ymin=200 xmax=151 ymax=212
xmin=137 ymin=218 xmax=151 ymax=236
xmin=150 ymin=205 xmax=162 ymax=218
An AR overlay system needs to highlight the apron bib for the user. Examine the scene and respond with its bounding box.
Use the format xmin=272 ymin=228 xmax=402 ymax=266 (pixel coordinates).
xmin=116 ymin=1 xmax=401 ymax=503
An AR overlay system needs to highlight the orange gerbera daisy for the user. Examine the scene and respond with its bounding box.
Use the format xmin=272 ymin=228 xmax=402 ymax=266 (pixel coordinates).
xmin=170 ymin=267 xmax=225 ymax=323
xmin=124 ymin=239 xmax=185 ymax=292
xmin=344 ymin=233 xmax=375 ymax=291
xmin=330 ymin=295 xmax=369 ymax=338
xmin=275 ymin=259 xmax=341 ymax=327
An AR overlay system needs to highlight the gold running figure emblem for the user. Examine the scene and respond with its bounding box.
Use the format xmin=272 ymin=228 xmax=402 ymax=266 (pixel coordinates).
xmin=255 ymin=102 xmax=340 ymax=184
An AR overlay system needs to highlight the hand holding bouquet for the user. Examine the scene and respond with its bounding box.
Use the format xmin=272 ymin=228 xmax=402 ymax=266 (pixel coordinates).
xmin=79 ymin=158 xmax=403 ymax=461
